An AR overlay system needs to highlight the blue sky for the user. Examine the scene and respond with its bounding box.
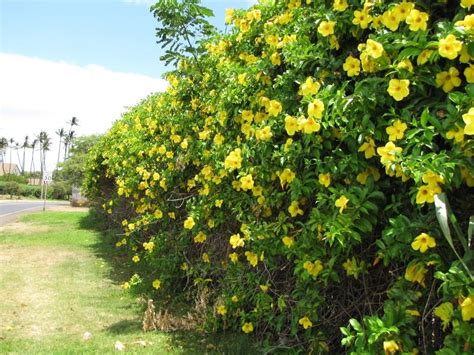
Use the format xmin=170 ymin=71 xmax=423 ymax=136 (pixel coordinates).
xmin=1 ymin=0 xmax=254 ymax=78
xmin=0 ymin=0 xmax=256 ymax=171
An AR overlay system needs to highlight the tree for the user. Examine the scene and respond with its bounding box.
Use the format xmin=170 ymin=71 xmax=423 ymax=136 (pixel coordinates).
xmin=55 ymin=135 xmax=100 ymax=188
xmin=21 ymin=135 xmax=29 ymax=174
xmin=64 ymin=117 xmax=78 ymax=160
xmin=0 ymin=137 xmax=7 ymax=176
xmin=30 ymin=139 xmax=38 ymax=175
xmin=56 ymin=128 xmax=65 ymax=169
xmin=151 ymin=0 xmax=215 ymax=68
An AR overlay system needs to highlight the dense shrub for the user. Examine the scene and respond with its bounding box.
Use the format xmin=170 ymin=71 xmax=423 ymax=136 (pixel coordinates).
xmin=4 ymin=181 xmax=21 ymax=198
xmin=84 ymin=0 xmax=473 ymax=353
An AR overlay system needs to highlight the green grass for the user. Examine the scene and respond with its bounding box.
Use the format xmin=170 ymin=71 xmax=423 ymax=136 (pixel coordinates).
xmin=0 ymin=211 xmax=255 ymax=354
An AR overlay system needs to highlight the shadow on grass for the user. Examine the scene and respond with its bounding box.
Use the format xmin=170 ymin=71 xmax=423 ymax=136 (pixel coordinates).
xmin=78 ymin=211 xmax=131 ymax=285
xmin=78 ymin=211 xmax=259 ymax=354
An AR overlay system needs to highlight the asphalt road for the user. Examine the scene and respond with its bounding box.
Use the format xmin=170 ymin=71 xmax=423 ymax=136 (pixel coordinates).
xmin=0 ymin=200 xmax=67 ymax=226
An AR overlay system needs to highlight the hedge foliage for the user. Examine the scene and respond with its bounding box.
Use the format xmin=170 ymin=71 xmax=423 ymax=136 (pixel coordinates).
xmin=84 ymin=0 xmax=474 ymax=353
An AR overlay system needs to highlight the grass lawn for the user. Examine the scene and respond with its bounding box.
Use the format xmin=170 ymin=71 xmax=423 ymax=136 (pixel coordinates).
xmin=0 ymin=211 xmax=254 ymax=354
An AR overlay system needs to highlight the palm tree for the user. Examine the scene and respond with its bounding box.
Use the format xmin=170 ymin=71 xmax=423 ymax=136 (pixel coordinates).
xmin=37 ymin=132 xmax=48 ymax=178
xmin=21 ymin=136 xmax=29 ymax=175
xmin=30 ymin=139 xmax=38 ymax=175
xmin=8 ymin=138 xmax=15 ymax=174
xmin=64 ymin=116 xmax=78 ymax=160
xmin=14 ymin=142 xmax=22 ymax=172
xmin=0 ymin=137 xmax=7 ymax=176
xmin=56 ymin=128 xmax=65 ymax=169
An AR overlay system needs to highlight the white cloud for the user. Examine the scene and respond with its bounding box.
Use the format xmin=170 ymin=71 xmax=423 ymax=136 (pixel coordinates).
xmin=0 ymin=52 xmax=167 ymax=173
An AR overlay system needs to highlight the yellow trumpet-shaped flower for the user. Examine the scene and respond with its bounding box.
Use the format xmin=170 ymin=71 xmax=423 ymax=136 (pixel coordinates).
xmin=438 ymin=34 xmax=462 ymax=60
xmin=462 ymin=107 xmax=474 ymax=135
xmin=383 ymin=340 xmax=399 ymax=354
xmin=411 ymin=233 xmax=436 ymax=253
xmin=335 ymin=195 xmax=349 ymax=213
xmin=298 ymin=316 xmax=313 ymax=329
xmin=387 ymin=79 xmax=410 ymax=101
xmin=460 ymin=295 xmax=474 ymax=321
xmin=242 ymin=322 xmax=254 ymax=333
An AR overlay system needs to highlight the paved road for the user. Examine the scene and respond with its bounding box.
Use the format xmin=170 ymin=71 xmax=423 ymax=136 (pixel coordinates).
xmin=0 ymin=200 xmax=67 ymax=225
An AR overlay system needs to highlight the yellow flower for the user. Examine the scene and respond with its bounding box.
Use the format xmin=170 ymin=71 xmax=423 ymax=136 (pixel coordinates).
xmin=217 ymin=305 xmax=227 ymax=316
xmin=194 ymin=231 xmax=207 ymax=243
xmin=417 ymin=49 xmax=433 ymax=65
xmin=434 ymin=302 xmax=453 ymax=330
xmin=457 ymin=14 xmax=474 ymax=30
xmin=245 ymin=251 xmax=258 ymax=267
xmin=416 ymin=184 xmax=441 ymax=204
xmin=285 ymin=115 xmax=300 ymax=136
xmin=462 ymin=107 xmax=474 ymax=135
xmin=335 ymin=195 xmax=349 ymax=213
xmin=394 ymin=1 xmax=414 ymax=20
xmin=300 ymin=117 xmax=321 ymax=134
xmin=240 ymin=174 xmax=254 ymax=191
xmin=184 ymin=216 xmax=195 ymax=230
xmin=229 ymin=252 xmax=239 ymax=263
xmin=255 ymin=126 xmax=273 ymax=142
xmin=422 ymin=171 xmax=444 ymax=186
xmin=143 ymin=241 xmax=155 ymax=252
xmin=319 ymin=173 xmax=331 ymax=187
xmin=411 ymin=233 xmax=436 ymax=253
xmin=230 ymin=233 xmax=245 ymax=249
xmin=333 ymin=0 xmax=348 ymax=12
xmin=366 ymin=39 xmax=384 ymax=59
xmin=180 ymin=262 xmax=188 ymax=271
xmin=342 ymin=257 xmax=360 ymax=278
xmin=121 ymin=282 xmax=130 ymax=289
xmin=238 ymin=73 xmax=247 ymax=85
xmin=279 ymin=168 xmax=296 ymax=188
xmin=270 ymin=52 xmax=281 ymax=66
xmin=242 ymin=322 xmax=254 ymax=333
xmin=359 ymin=137 xmax=376 ymax=159
xmin=383 ymin=340 xmax=399 ymax=354
xmin=387 ymin=79 xmax=410 ymax=101
xmin=267 ymin=100 xmax=282 ymax=117
xmin=225 ymin=8 xmax=234 ymax=24
xmin=298 ymin=77 xmax=320 ymax=96
xmin=464 ymin=64 xmax=474 ymax=83
xmin=377 ymin=142 xmax=402 ymax=166
xmin=353 ymin=9 xmax=372 ymax=29
xmin=231 ymin=295 xmax=239 ymax=303
xmin=288 ymin=201 xmax=304 ymax=217
xmin=152 ymin=279 xmax=161 ymax=289
xmin=343 ymin=55 xmax=361 ymax=77
xmin=224 ymin=148 xmax=242 ymax=171
xmin=404 ymin=263 xmax=427 ymax=286
xmin=438 ymin=34 xmax=463 ymax=60
xmin=386 ymin=120 xmax=408 ymax=141
xmin=318 ymin=20 xmax=335 ymax=37
xmin=446 ymin=125 xmax=464 ymax=143
xmin=436 ymin=67 xmax=462 ymax=93
xmin=132 ymin=255 xmax=140 ymax=263
xmin=202 ymin=253 xmax=210 ymax=263
xmin=382 ymin=10 xmax=401 ymax=31
xmin=461 ymin=0 xmax=474 ymax=9
xmin=397 ymin=59 xmax=413 ymax=73
xmin=307 ymin=99 xmax=325 ymax=119
xmin=460 ymin=295 xmax=474 ymax=321
xmin=405 ymin=9 xmax=429 ymax=31
xmin=298 ymin=316 xmax=313 ymax=329
xmin=282 ymin=236 xmax=294 ymax=248
xmin=265 ymin=35 xmax=279 ymax=47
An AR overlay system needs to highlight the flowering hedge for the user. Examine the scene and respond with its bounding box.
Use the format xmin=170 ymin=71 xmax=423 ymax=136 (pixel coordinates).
xmin=84 ymin=0 xmax=474 ymax=353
